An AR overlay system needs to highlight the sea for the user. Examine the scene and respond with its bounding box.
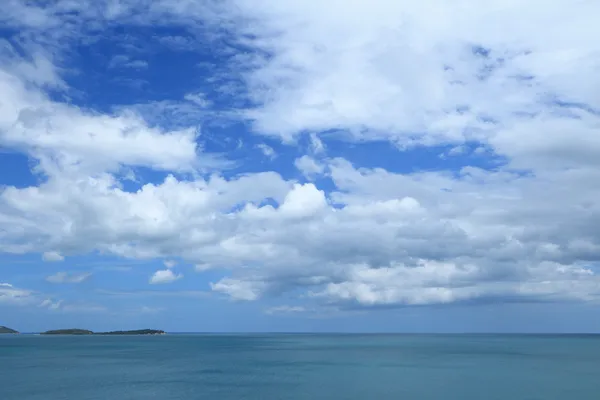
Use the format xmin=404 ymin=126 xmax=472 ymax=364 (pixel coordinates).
xmin=1 ymin=334 xmax=599 ymax=399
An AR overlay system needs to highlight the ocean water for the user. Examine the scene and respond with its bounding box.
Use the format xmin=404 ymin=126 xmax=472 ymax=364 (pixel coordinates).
xmin=1 ymin=334 xmax=600 ymax=399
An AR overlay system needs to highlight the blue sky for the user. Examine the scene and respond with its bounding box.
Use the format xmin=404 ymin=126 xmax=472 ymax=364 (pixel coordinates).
xmin=2 ymin=0 xmax=600 ymax=333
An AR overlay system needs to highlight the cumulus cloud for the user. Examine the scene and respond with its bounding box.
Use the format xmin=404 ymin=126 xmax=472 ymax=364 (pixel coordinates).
xmin=278 ymin=183 xmax=328 ymax=218
xmin=0 ymin=46 xmax=226 ymax=180
xmin=2 ymin=153 xmax=600 ymax=307
xmin=149 ymin=269 xmax=183 ymax=284
xmin=0 ymin=171 xmax=291 ymax=257
xmin=2 ymin=97 xmax=202 ymax=175
xmin=46 ymin=272 xmax=92 ymax=284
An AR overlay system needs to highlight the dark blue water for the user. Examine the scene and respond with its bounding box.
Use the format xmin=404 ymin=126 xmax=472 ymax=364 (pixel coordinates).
xmin=1 ymin=334 xmax=599 ymax=399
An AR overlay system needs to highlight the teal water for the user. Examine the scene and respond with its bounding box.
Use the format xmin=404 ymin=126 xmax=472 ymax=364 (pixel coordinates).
xmin=1 ymin=334 xmax=599 ymax=399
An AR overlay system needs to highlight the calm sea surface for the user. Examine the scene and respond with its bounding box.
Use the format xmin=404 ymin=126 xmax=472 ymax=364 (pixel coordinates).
xmin=1 ymin=334 xmax=599 ymax=399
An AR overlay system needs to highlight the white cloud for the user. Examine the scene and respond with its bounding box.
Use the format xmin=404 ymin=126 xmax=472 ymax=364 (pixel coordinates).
xmin=195 ymin=263 xmax=213 ymax=272
xmin=210 ymin=278 xmax=265 ymax=301
xmin=0 ymin=51 xmax=223 ymax=178
xmin=108 ymin=55 xmax=148 ymax=69
xmin=1 ymin=284 xmax=77 ymax=310
xmin=42 ymin=251 xmax=64 ymax=262
xmin=39 ymin=299 xmax=62 ymax=310
xmin=309 ymin=133 xmax=325 ymax=154
xmin=163 ymin=260 xmax=177 ymax=269
xmin=2 ymin=283 xmax=101 ymax=312
xmin=223 ymin=0 xmax=600 ymax=150
xmin=183 ymin=92 xmax=213 ymax=109
xmin=46 ymin=271 xmax=92 ymax=284
xmin=39 ymin=299 xmax=53 ymax=307
xmin=0 ymin=282 xmax=35 ymax=305
xmin=447 ymin=145 xmax=468 ymax=157
xmin=278 ymin=183 xmax=328 ymax=218
xmin=310 ymin=261 xmax=599 ymax=306
xmin=256 ymin=143 xmax=276 ymax=159
xmin=2 ymin=154 xmax=600 ymax=307
xmin=0 ymin=171 xmax=291 ymax=256
xmin=149 ymin=269 xmax=183 ymax=284
xmin=1 ymin=1 xmax=55 ymax=29
xmin=4 ymin=104 xmax=200 ymax=175
xmin=294 ymin=155 xmax=324 ymax=179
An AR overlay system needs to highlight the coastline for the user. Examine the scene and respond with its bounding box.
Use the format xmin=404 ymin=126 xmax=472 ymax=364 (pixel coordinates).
xmin=39 ymin=329 xmax=166 ymax=336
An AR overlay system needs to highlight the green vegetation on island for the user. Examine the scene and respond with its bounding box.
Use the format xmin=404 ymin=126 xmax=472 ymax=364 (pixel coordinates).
xmin=96 ymin=329 xmax=166 ymax=335
xmin=41 ymin=329 xmax=93 ymax=335
xmin=0 ymin=326 xmax=19 ymax=334
xmin=39 ymin=328 xmax=165 ymax=335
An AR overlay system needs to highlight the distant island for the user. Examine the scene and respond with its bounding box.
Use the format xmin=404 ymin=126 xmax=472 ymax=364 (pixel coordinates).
xmin=0 ymin=326 xmax=18 ymax=334
xmin=96 ymin=329 xmax=165 ymax=335
xmin=41 ymin=329 xmax=93 ymax=335
xmin=40 ymin=328 xmax=165 ymax=335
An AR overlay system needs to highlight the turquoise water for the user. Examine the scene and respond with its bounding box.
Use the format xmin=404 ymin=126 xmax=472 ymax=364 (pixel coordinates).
xmin=1 ymin=334 xmax=600 ymax=399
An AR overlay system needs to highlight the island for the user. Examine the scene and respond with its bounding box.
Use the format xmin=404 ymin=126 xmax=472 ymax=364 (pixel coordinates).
xmin=0 ymin=326 xmax=19 ymax=334
xmin=96 ymin=329 xmax=165 ymax=335
xmin=41 ymin=329 xmax=93 ymax=335
xmin=40 ymin=328 xmax=165 ymax=335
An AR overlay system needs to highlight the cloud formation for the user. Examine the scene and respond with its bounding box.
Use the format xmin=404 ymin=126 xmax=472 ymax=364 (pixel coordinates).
xmin=149 ymin=269 xmax=183 ymax=285
xmin=46 ymin=272 xmax=92 ymax=284
xmin=0 ymin=283 xmax=33 ymax=305
xmin=1 ymin=0 xmax=600 ymax=313
xmin=42 ymin=251 xmax=64 ymax=262
xmin=228 ymin=0 xmax=600 ymax=147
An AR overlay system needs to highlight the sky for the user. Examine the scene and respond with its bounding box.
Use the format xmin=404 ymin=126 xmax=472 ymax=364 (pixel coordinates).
xmin=2 ymin=0 xmax=600 ymax=333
